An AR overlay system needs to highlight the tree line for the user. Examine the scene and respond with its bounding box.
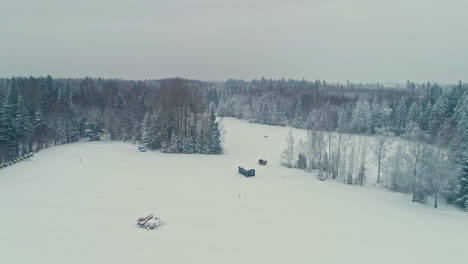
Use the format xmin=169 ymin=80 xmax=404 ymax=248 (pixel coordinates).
xmin=0 ymin=76 xmax=222 ymax=164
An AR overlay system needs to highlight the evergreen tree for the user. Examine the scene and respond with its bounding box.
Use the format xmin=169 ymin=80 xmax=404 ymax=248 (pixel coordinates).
xmin=0 ymin=104 xmax=15 ymax=161
xmin=208 ymin=101 xmax=222 ymax=154
xmin=351 ymin=98 xmax=371 ymax=134
xmin=15 ymin=96 xmax=32 ymax=153
xmin=39 ymin=78 xmax=51 ymax=114
xmin=84 ymin=120 xmax=103 ymax=141
xmin=68 ymin=102 xmax=82 ymax=142
xmin=4 ymin=80 xmax=18 ymax=115
xmin=140 ymin=112 xmax=151 ymax=147
xmin=430 ymin=95 xmax=449 ymax=138
xmin=407 ymin=103 xmax=422 ymax=127
xmin=393 ymin=98 xmax=407 ymax=135
xmin=167 ymin=131 xmax=181 ymax=153
xmin=357 ymin=163 xmax=366 ymax=186
xmin=419 ymin=101 xmax=432 ymax=131
xmin=276 ymin=100 xmax=287 ymax=126
xmin=292 ymin=98 xmax=303 ymax=128
xmin=198 ymin=129 xmax=210 ymax=154
xmin=33 ymin=111 xmax=48 ymax=149
xmin=377 ymin=100 xmax=392 ymax=130
xmin=454 ymin=94 xmax=468 ymax=150
xmin=296 ymin=153 xmax=307 ymax=169
xmin=259 ymin=97 xmax=269 ymax=124
xmin=346 ymin=172 xmax=353 ymax=185
xmin=181 ymin=134 xmax=196 ymax=154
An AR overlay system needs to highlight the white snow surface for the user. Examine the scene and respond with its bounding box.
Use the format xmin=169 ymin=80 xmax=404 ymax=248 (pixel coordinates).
xmin=0 ymin=118 xmax=466 ymax=264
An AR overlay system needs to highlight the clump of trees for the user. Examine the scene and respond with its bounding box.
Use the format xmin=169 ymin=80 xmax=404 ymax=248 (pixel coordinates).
xmin=0 ymin=76 xmax=222 ymax=164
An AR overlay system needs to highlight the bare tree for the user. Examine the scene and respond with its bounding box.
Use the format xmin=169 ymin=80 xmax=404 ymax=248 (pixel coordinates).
xmin=386 ymin=143 xmax=404 ymax=191
xmin=404 ymin=122 xmax=430 ymax=203
xmin=347 ymin=138 xmax=356 ymax=185
xmin=372 ymin=128 xmax=394 ymax=184
xmin=357 ymin=137 xmax=373 ymax=186
xmin=281 ymin=129 xmax=296 ymax=168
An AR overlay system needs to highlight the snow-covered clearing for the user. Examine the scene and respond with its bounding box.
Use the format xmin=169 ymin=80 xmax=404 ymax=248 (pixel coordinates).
xmin=0 ymin=118 xmax=466 ymax=264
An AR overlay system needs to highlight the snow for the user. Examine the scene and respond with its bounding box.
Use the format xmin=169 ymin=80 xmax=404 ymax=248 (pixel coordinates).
xmin=0 ymin=118 xmax=466 ymax=264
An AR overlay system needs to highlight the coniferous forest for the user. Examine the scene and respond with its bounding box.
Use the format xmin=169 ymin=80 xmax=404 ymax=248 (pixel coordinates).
xmin=0 ymin=76 xmax=222 ymax=163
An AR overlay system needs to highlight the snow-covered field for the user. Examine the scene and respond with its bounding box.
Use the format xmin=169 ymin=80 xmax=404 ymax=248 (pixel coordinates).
xmin=0 ymin=118 xmax=466 ymax=264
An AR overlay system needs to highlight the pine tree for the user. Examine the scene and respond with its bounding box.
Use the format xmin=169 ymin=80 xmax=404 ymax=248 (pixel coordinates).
xmin=33 ymin=111 xmax=48 ymax=150
xmin=346 ymin=172 xmax=353 ymax=185
xmin=259 ymin=97 xmax=269 ymax=124
xmin=357 ymin=163 xmax=366 ymax=186
xmin=351 ymin=98 xmax=371 ymax=133
xmin=84 ymin=121 xmax=103 ymax=141
xmin=276 ymin=100 xmax=287 ymax=126
xmin=167 ymin=131 xmax=181 ymax=153
xmin=376 ymin=100 xmax=392 ymax=131
xmin=0 ymin=104 xmax=15 ymax=161
xmin=15 ymin=95 xmax=32 ymax=153
xmin=181 ymin=134 xmax=196 ymax=154
xmin=393 ymin=98 xmax=407 ymax=135
xmin=454 ymin=94 xmax=468 ymax=150
xmin=39 ymin=78 xmax=51 ymax=114
xmin=292 ymin=98 xmax=303 ymax=128
xmin=208 ymin=101 xmax=222 ymax=154
xmin=455 ymin=152 xmax=468 ymax=211
xmin=430 ymin=95 xmax=449 ymax=138
xmin=407 ymin=103 xmax=422 ymax=127
xmin=4 ymin=80 xmax=18 ymax=115
xmin=68 ymin=102 xmax=81 ymax=142
xmin=198 ymin=129 xmax=210 ymax=154
xmin=296 ymin=153 xmax=307 ymax=169
xmin=140 ymin=112 xmax=151 ymax=147
xmin=420 ymin=101 xmax=432 ymax=131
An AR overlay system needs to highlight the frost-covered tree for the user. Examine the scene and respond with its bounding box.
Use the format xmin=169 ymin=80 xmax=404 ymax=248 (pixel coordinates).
xmin=84 ymin=120 xmax=103 ymax=141
xmin=393 ymin=98 xmax=407 ymax=135
xmin=33 ymin=111 xmax=48 ymax=150
xmin=39 ymin=77 xmax=51 ymax=114
xmin=15 ymin=95 xmax=32 ymax=151
xmin=167 ymin=131 xmax=181 ymax=153
xmin=207 ymin=101 xmax=222 ymax=154
xmin=296 ymin=152 xmax=307 ymax=169
xmin=373 ymin=128 xmax=394 ymax=184
xmin=292 ymin=98 xmax=303 ymax=128
xmin=457 ymin=153 xmax=468 ymax=210
xmin=386 ymin=143 xmax=405 ymax=192
xmin=276 ymin=100 xmax=287 ymax=126
xmin=281 ymin=130 xmax=296 ymax=168
xmin=140 ymin=112 xmax=151 ymax=147
xmin=404 ymin=122 xmax=430 ymax=203
xmin=0 ymin=104 xmax=15 ymax=161
xmin=346 ymin=150 xmax=355 ymax=185
xmin=351 ymin=98 xmax=371 ymax=134
xmin=407 ymin=103 xmax=422 ymax=128
xmin=357 ymin=163 xmax=366 ymax=186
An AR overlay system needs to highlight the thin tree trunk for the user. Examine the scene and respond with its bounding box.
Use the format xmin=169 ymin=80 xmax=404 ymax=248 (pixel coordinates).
xmin=412 ymin=166 xmax=417 ymax=203
xmin=377 ymin=156 xmax=381 ymax=184
xmin=328 ymin=132 xmax=331 ymax=179
xmin=336 ymin=134 xmax=341 ymax=180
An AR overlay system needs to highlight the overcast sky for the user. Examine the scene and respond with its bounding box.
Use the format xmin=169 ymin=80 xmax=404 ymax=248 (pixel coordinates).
xmin=1 ymin=0 xmax=467 ymax=83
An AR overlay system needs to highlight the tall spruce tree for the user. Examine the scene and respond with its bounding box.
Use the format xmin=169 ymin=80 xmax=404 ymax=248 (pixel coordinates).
xmin=208 ymin=101 xmax=222 ymax=154
xmin=15 ymin=96 xmax=32 ymax=154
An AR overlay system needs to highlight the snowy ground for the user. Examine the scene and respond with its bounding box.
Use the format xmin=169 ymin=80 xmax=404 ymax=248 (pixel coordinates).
xmin=0 ymin=118 xmax=466 ymax=264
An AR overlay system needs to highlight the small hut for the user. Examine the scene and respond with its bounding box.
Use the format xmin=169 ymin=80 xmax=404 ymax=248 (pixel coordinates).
xmin=238 ymin=167 xmax=255 ymax=177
